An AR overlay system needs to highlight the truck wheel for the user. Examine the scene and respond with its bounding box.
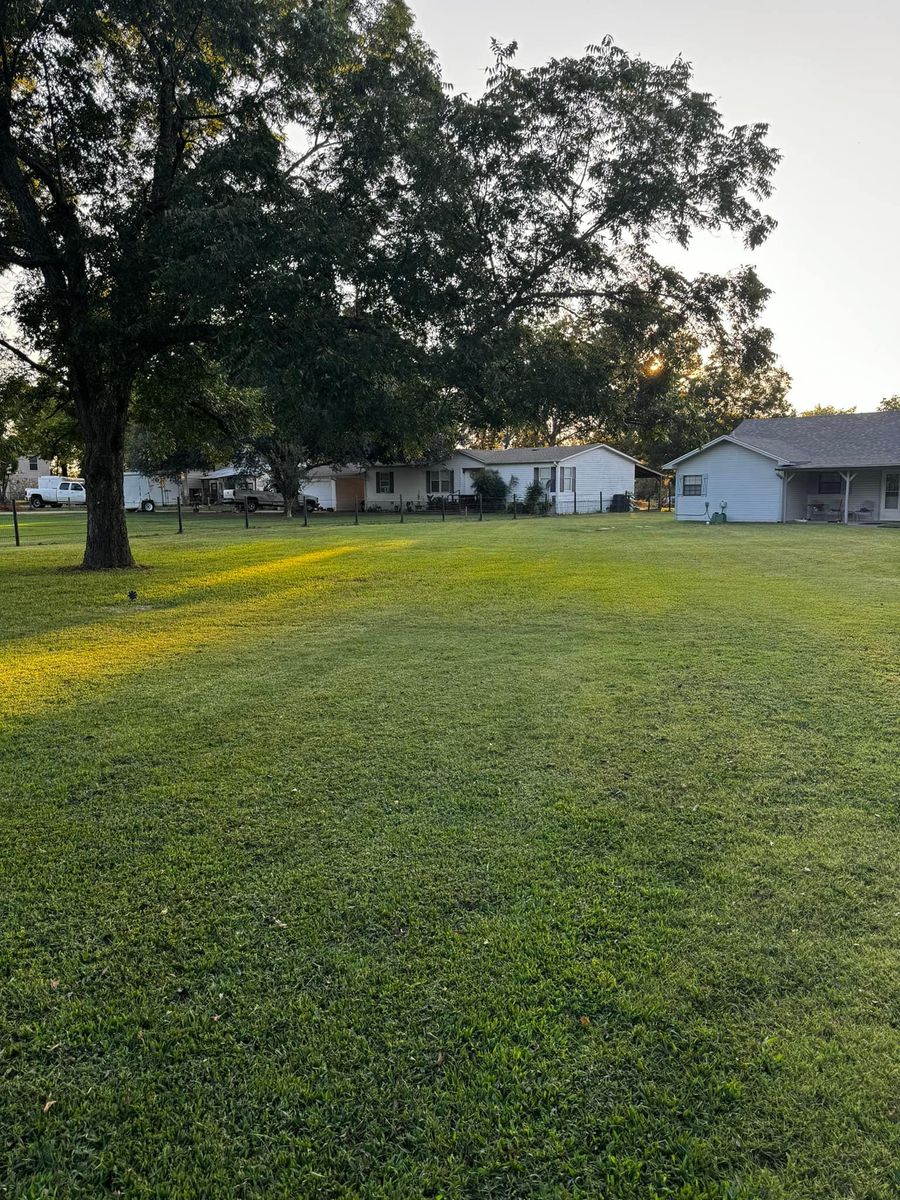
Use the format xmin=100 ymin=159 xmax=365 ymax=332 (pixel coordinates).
xmin=29 ymin=495 xmax=43 ymax=508
xmin=245 ymin=497 xmax=259 ymax=513
xmin=140 ymin=499 xmax=156 ymax=513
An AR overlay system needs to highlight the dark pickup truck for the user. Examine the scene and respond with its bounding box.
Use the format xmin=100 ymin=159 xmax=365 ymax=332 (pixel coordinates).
xmin=231 ymin=488 xmax=319 ymax=514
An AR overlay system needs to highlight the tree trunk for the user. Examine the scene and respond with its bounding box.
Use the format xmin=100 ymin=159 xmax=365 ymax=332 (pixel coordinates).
xmin=267 ymin=451 xmax=303 ymax=520
xmin=77 ymin=386 xmax=135 ymax=569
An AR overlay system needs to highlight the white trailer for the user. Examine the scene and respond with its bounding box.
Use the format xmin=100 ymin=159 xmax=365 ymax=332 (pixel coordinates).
xmin=123 ymin=473 xmax=180 ymax=512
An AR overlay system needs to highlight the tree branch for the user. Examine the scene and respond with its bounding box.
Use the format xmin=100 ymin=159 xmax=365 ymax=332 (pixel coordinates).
xmin=0 ymin=335 xmax=61 ymax=378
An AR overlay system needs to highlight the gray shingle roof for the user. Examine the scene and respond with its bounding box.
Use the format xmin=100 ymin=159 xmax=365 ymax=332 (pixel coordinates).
xmin=731 ymin=412 xmax=900 ymax=468
xmin=461 ymin=443 xmax=640 ymax=466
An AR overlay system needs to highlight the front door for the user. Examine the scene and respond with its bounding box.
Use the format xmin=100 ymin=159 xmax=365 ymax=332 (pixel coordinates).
xmin=881 ymin=471 xmax=900 ymax=520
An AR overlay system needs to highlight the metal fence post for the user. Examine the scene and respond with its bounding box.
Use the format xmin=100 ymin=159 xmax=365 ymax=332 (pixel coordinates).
xmin=573 ymin=490 xmax=577 ymax=516
xmin=512 ymin=493 xmax=517 ymax=519
xmin=399 ymin=494 xmax=404 ymax=523
xmin=11 ymin=496 xmax=20 ymax=546
xmin=303 ymin=497 xmax=309 ymax=527
xmin=244 ymin=498 xmax=250 ymax=529
xmin=479 ymin=493 xmax=483 ymax=522
xmin=177 ymin=495 xmax=183 ymax=534
xmin=441 ymin=495 xmax=445 ymax=521
xmin=354 ymin=497 xmax=359 ymax=526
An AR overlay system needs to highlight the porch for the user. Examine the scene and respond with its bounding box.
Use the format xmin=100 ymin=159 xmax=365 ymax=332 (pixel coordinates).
xmin=782 ymin=467 xmax=900 ymax=524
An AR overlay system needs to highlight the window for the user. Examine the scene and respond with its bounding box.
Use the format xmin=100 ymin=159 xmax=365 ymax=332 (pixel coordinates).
xmin=70 ymin=483 xmax=84 ymax=494
xmin=426 ymin=468 xmax=454 ymax=493
xmin=58 ymin=481 xmax=70 ymax=492
xmin=28 ymin=456 xmax=38 ymax=471
xmin=682 ymin=474 xmax=704 ymax=496
xmin=817 ymin=472 xmax=843 ymax=495
xmin=559 ymin=465 xmax=576 ymax=492
xmin=885 ymin=472 xmax=899 ymax=510
xmin=534 ymin=466 xmax=556 ymax=492
xmin=375 ymin=470 xmax=394 ymax=494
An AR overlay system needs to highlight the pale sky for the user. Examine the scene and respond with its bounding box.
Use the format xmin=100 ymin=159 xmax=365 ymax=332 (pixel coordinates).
xmin=412 ymin=0 xmax=900 ymax=413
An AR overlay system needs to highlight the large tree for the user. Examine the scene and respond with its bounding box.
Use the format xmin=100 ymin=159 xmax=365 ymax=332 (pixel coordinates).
xmin=0 ymin=0 xmax=411 ymax=566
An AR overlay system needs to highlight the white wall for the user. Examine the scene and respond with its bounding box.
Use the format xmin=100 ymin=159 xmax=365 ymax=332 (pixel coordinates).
xmin=458 ymin=447 xmax=636 ymax=511
xmin=364 ymin=465 xmax=431 ymax=507
xmin=302 ymin=479 xmax=337 ymax=509
xmin=674 ymin=442 xmax=782 ymax=522
xmin=6 ymin=455 xmax=54 ymax=499
xmin=559 ymin=447 xmax=636 ymax=512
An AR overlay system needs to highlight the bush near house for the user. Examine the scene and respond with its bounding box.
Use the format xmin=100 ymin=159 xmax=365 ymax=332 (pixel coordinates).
xmin=470 ymin=468 xmax=510 ymax=505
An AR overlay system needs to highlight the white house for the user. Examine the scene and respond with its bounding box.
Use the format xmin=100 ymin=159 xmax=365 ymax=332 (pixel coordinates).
xmin=326 ymin=444 xmax=655 ymax=514
xmin=665 ymin=413 xmax=900 ymax=524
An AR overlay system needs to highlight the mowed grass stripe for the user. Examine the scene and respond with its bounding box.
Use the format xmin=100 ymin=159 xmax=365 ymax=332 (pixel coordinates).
xmin=1 ymin=515 xmax=899 ymax=1198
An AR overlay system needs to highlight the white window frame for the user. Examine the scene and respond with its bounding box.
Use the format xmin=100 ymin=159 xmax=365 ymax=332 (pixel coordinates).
xmin=375 ymin=470 xmax=394 ymax=494
xmin=682 ymin=474 xmax=704 ymax=497
xmin=426 ymin=468 xmax=454 ymax=494
xmin=559 ymin=465 xmax=576 ymax=492
xmin=28 ymin=456 xmax=39 ymax=471
xmin=535 ymin=466 xmax=557 ymax=493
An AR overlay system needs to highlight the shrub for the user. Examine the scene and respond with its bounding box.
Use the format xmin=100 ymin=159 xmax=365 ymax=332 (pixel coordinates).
xmin=524 ymin=479 xmax=550 ymax=514
xmin=471 ymin=469 xmax=509 ymax=502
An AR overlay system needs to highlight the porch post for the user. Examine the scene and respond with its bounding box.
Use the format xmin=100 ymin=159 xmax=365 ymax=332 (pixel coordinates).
xmin=840 ymin=472 xmax=856 ymax=524
xmin=778 ymin=470 xmax=795 ymax=523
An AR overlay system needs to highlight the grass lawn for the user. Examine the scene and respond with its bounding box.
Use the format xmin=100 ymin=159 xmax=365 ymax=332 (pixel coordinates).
xmin=1 ymin=510 xmax=899 ymax=1198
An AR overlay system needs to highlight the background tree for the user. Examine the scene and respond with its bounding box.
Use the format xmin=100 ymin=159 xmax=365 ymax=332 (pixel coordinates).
xmin=125 ymin=348 xmax=259 ymax=491
xmin=799 ymin=404 xmax=856 ymax=417
xmin=0 ymin=369 xmax=80 ymax=500
xmin=878 ymin=395 xmax=900 ymax=411
xmin=430 ymin=38 xmax=780 ymax=438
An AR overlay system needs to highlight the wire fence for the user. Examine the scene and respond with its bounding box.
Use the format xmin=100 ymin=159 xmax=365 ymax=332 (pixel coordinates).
xmin=2 ymin=488 xmax=675 ymax=547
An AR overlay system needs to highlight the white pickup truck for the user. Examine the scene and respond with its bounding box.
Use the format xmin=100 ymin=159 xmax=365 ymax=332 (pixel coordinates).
xmin=24 ymin=473 xmax=174 ymax=512
xmin=26 ymin=476 xmax=87 ymax=508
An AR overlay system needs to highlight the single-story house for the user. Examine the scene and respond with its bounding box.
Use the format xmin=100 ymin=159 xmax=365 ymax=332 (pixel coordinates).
xmin=311 ymin=444 xmax=658 ymax=513
xmin=664 ymin=412 xmax=900 ymax=524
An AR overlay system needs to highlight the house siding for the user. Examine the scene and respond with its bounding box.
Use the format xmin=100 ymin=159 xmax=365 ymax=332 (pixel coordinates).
xmin=5 ymin=455 xmax=54 ymax=499
xmin=559 ymin=447 xmax=636 ymax=512
xmin=674 ymin=443 xmax=782 ymax=522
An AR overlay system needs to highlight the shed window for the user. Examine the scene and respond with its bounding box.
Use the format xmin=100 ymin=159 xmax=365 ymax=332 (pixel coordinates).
xmin=682 ymin=474 xmax=704 ymax=496
xmin=28 ymin=456 xmax=38 ymax=471
xmin=375 ymin=470 xmax=394 ymax=494
xmin=817 ymin=472 xmax=843 ymax=495
xmin=426 ymin=468 xmax=454 ymax=493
